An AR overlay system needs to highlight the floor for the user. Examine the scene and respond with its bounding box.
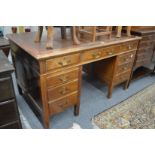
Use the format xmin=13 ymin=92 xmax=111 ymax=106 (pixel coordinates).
xmin=13 ymin=70 xmax=155 ymax=129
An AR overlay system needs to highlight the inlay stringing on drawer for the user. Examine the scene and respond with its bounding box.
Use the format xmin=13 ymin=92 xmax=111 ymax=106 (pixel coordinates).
xmin=46 ymin=53 xmax=80 ymax=71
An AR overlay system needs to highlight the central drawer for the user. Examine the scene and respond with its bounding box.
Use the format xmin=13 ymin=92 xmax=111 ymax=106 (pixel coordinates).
xmin=47 ymin=80 xmax=78 ymax=101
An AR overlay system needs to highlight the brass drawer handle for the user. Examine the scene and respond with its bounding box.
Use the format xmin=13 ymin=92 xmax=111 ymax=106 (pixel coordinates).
xmin=59 ymin=87 xmax=69 ymax=95
xmin=58 ymin=59 xmax=71 ymax=66
xmin=92 ymin=52 xmax=101 ymax=59
xmin=128 ymin=45 xmax=132 ymax=50
xmin=107 ymin=52 xmax=113 ymax=55
xmin=59 ymin=76 xmax=68 ymax=83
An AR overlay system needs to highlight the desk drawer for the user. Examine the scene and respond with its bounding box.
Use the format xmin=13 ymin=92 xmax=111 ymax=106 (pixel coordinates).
xmin=0 ymin=99 xmax=18 ymax=126
xmin=102 ymin=45 xmax=121 ymax=57
xmin=46 ymin=53 xmax=80 ymax=71
xmin=47 ymin=80 xmax=78 ymax=101
xmin=116 ymin=62 xmax=133 ymax=75
xmin=117 ymin=51 xmax=135 ymax=65
xmin=0 ymin=77 xmax=14 ymax=102
xmin=121 ymin=41 xmax=138 ymax=51
xmin=49 ymin=92 xmax=78 ymax=114
xmin=47 ymin=68 xmax=79 ymax=88
xmin=139 ymin=41 xmax=154 ymax=48
xmin=82 ymin=49 xmax=102 ymax=62
xmin=114 ymin=71 xmax=130 ymax=85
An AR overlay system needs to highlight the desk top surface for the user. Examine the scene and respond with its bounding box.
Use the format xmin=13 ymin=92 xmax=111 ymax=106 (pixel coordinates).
xmin=0 ymin=51 xmax=14 ymax=74
xmin=7 ymin=30 xmax=141 ymax=60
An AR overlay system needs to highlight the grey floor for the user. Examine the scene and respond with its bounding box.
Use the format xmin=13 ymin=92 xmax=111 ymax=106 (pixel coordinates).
xmin=13 ymin=70 xmax=155 ymax=129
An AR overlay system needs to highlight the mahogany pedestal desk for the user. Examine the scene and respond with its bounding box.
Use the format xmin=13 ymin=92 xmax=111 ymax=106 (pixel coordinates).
xmin=7 ymin=32 xmax=141 ymax=128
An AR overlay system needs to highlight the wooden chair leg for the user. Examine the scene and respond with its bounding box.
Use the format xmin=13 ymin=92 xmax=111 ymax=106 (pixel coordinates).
xmin=61 ymin=26 xmax=67 ymax=39
xmin=73 ymin=26 xmax=80 ymax=45
xmin=107 ymin=83 xmax=113 ymax=99
xmin=34 ymin=26 xmax=43 ymax=42
xmin=46 ymin=26 xmax=54 ymax=49
xmin=92 ymin=26 xmax=96 ymax=42
xmin=116 ymin=26 xmax=122 ymax=38
xmin=127 ymin=26 xmax=131 ymax=37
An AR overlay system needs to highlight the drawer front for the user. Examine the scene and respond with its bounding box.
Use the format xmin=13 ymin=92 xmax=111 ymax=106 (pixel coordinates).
xmin=82 ymin=49 xmax=103 ymax=62
xmin=0 ymin=77 xmax=14 ymax=102
xmin=0 ymin=99 xmax=18 ymax=126
xmin=139 ymin=41 xmax=154 ymax=48
xmin=47 ymin=68 xmax=79 ymax=88
xmin=114 ymin=71 xmax=130 ymax=85
xmin=121 ymin=41 xmax=138 ymax=51
xmin=49 ymin=92 xmax=78 ymax=114
xmin=137 ymin=47 xmax=154 ymax=55
xmin=135 ymin=59 xmax=151 ymax=68
xmin=142 ymin=35 xmax=155 ymax=41
xmin=116 ymin=62 xmax=133 ymax=75
xmin=136 ymin=51 xmax=153 ymax=61
xmin=47 ymin=80 xmax=78 ymax=101
xmin=46 ymin=53 xmax=80 ymax=71
xmin=117 ymin=51 xmax=136 ymax=65
xmin=102 ymin=45 xmax=121 ymax=57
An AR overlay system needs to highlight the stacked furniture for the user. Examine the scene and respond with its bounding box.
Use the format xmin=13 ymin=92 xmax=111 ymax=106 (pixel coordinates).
xmin=130 ymin=27 xmax=155 ymax=80
xmin=0 ymin=51 xmax=22 ymax=129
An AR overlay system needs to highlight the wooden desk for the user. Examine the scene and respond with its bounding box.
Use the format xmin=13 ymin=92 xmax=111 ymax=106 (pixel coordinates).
xmin=7 ymin=32 xmax=141 ymax=128
xmin=0 ymin=37 xmax=10 ymax=56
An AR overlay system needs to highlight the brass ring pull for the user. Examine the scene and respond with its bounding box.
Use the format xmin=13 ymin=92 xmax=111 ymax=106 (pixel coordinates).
xmin=58 ymin=59 xmax=71 ymax=66
xmin=59 ymin=87 xmax=69 ymax=95
xmin=92 ymin=52 xmax=101 ymax=59
xmin=128 ymin=45 xmax=132 ymax=50
xmin=59 ymin=76 xmax=68 ymax=83
xmin=107 ymin=52 xmax=113 ymax=55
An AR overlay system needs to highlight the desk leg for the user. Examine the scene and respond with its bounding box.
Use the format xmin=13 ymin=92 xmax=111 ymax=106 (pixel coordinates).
xmin=40 ymin=75 xmax=50 ymax=129
xmin=107 ymin=83 xmax=113 ymax=99
xmin=74 ymin=66 xmax=82 ymax=116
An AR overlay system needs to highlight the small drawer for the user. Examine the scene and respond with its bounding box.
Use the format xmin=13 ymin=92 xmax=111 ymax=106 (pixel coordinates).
xmin=121 ymin=41 xmax=138 ymax=51
xmin=117 ymin=51 xmax=135 ymax=65
xmin=47 ymin=68 xmax=79 ymax=88
xmin=137 ymin=50 xmax=153 ymax=61
xmin=114 ymin=71 xmax=130 ymax=85
xmin=135 ymin=58 xmax=152 ymax=68
xmin=46 ymin=53 xmax=80 ymax=71
xmin=116 ymin=62 xmax=133 ymax=75
xmin=142 ymin=35 xmax=154 ymax=41
xmin=139 ymin=41 xmax=154 ymax=48
xmin=0 ymin=99 xmax=18 ymax=126
xmin=0 ymin=77 xmax=14 ymax=102
xmin=82 ymin=49 xmax=102 ymax=62
xmin=49 ymin=92 xmax=78 ymax=114
xmin=47 ymin=80 xmax=78 ymax=101
xmin=103 ymin=45 xmax=121 ymax=57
